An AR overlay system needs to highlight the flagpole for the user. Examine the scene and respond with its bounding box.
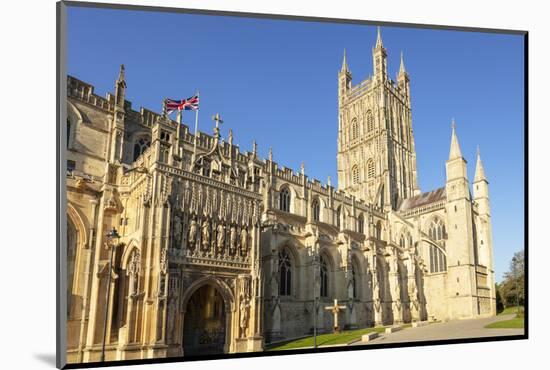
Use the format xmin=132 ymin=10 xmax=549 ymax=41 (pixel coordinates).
xmin=191 ymin=90 xmax=200 ymax=170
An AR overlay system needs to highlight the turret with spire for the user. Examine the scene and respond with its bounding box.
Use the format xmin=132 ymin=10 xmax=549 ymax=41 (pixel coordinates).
xmin=338 ymin=48 xmax=352 ymax=106
xmin=397 ymin=51 xmax=410 ymax=103
xmin=372 ymin=26 xmax=388 ymax=83
xmin=473 ymin=146 xmax=490 ymax=215
xmin=446 ymin=119 xmax=469 ymax=200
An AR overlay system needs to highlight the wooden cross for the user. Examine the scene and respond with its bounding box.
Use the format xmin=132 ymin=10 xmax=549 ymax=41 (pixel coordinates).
xmin=324 ymin=299 xmax=347 ymax=333
xmin=212 ymin=113 xmax=224 ymax=129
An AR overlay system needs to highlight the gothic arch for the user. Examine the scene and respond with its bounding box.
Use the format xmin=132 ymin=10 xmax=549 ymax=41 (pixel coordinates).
xmin=180 ymin=275 xmax=236 ymax=314
xmin=67 ymin=202 xmax=88 ymax=248
xmin=120 ymin=239 xmax=140 ymax=270
xmin=131 ymin=132 xmax=152 ymax=162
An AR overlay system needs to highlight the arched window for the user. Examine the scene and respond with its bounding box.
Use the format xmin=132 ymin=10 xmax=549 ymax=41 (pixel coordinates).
xmin=428 ymin=218 xmax=446 ymax=241
xmin=133 ymin=138 xmax=151 ymax=161
xmin=357 ymin=213 xmax=364 ymax=234
xmin=336 ymin=206 xmax=341 ymax=229
xmin=279 ymin=249 xmax=292 ymax=296
xmin=375 ymin=221 xmax=382 ymax=240
xmin=367 ymin=160 xmax=375 ymax=180
xmin=279 ymin=187 xmax=291 ymax=212
xmin=352 ymin=165 xmax=359 ymax=184
xmin=367 ymin=110 xmax=374 ymax=132
xmin=320 ymin=255 xmax=329 ymax=297
xmin=429 ymin=245 xmax=447 ymax=273
xmin=312 ymin=198 xmax=320 ymax=222
xmin=351 ymin=118 xmax=358 ymax=140
xmin=67 ymin=118 xmax=71 ymax=148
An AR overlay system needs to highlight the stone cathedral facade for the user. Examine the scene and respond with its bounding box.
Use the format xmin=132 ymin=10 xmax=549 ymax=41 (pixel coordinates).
xmin=65 ymin=29 xmax=496 ymax=363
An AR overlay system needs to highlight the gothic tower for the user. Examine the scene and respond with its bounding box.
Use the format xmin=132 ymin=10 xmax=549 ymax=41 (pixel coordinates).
xmin=337 ymin=27 xmax=419 ymax=210
xmin=444 ymin=122 xmax=478 ymax=318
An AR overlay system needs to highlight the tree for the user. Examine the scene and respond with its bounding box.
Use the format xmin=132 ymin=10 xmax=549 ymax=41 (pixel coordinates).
xmin=499 ymin=250 xmax=525 ymax=308
xmin=495 ymin=282 xmax=504 ymax=314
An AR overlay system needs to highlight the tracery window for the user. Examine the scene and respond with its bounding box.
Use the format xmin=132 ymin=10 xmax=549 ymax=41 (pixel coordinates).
xmin=320 ymin=255 xmax=329 ymax=298
xmin=133 ymin=138 xmax=151 ymax=161
xmin=429 ymin=245 xmax=447 ymax=273
xmin=367 ymin=111 xmax=374 ymax=132
xmin=351 ymin=118 xmax=358 ymax=140
xmin=357 ymin=213 xmax=364 ymax=234
xmin=352 ymin=165 xmax=359 ymax=184
xmin=279 ymin=249 xmax=292 ymax=296
xmin=367 ymin=160 xmax=375 ymax=180
xmin=279 ymin=187 xmax=291 ymax=212
xmin=428 ymin=218 xmax=446 ymax=241
xmin=312 ymin=198 xmax=320 ymax=222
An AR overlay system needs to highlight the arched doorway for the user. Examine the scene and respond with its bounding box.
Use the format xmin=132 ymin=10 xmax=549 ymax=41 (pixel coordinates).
xmin=183 ymin=284 xmax=227 ymax=356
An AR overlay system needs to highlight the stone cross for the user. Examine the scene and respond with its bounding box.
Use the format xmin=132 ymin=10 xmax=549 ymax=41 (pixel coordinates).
xmin=212 ymin=113 xmax=224 ymax=129
xmin=324 ymin=299 xmax=347 ymax=333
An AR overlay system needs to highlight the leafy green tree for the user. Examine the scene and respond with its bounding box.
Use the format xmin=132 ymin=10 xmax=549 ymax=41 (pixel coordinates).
xmin=500 ymin=251 xmax=525 ymax=308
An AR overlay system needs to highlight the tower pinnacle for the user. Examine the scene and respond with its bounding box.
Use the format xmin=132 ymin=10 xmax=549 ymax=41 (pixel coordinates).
xmin=341 ymin=48 xmax=349 ymax=73
xmin=449 ymin=119 xmax=463 ymax=160
xmin=376 ymin=26 xmax=383 ymax=48
xmin=399 ymin=51 xmax=406 ymax=74
xmin=474 ymin=146 xmax=487 ymax=182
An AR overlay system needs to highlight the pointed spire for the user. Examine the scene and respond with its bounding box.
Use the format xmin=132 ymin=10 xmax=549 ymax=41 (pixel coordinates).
xmin=117 ymin=64 xmax=126 ymax=84
xmin=341 ymin=48 xmax=349 ymax=73
xmin=375 ymin=26 xmax=384 ymax=48
xmin=449 ymin=119 xmax=463 ymax=160
xmin=474 ymin=146 xmax=487 ymax=182
xmin=252 ymin=139 xmax=257 ymax=157
xmin=327 ymin=175 xmax=332 ymax=187
xmin=399 ymin=51 xmax=406 ymax=74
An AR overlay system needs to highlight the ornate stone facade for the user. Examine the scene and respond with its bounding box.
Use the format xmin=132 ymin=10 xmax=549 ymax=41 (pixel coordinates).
xmin=65 ymin=29 xmax=495 ymax=364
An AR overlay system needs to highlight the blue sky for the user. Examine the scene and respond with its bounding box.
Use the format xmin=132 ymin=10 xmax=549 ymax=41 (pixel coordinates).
xmin=67 ymin=7 xmax=525 ymax=282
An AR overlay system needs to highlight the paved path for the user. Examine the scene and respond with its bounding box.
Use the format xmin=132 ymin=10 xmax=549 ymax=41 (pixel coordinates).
xmin=352 ymin=315 xmax=524 ymax=346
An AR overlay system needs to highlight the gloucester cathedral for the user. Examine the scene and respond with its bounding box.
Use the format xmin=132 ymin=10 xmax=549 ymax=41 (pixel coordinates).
xmin=65 ymin=29 xmax=496 ymax=363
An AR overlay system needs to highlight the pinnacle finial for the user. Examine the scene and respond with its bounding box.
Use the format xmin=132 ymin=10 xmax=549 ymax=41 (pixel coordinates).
xmin=376 ymin=26 xmax=383 ymax=48
xmin=327 ymin=175 xmax=332 ymax=187
xmin=474 ymin=145 xmax=487 ymax=182
xmin=118 ymin=64 xmax=125 ymax=82
xmin=300 ymin=161 xmax=305 ymax=175
xmin=399 ymin=51 xmax=406 ymax=74
xmin=449 ymin=118 xmax=463 ymax=160
xmin=268 ymin=146 xmax=273 ymax=162
xmin=252 ymin=139 xmax=257 ymax=156
xmin=341 ymin=48 xmax=349 ymax=73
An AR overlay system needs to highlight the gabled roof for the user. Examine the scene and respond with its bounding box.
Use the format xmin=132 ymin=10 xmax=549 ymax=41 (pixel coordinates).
xmin=397 ymin=187 xmax=446 ymax=212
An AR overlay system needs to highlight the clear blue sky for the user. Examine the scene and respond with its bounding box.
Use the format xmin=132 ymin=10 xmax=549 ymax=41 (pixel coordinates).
xmin=67 ymin=6 xmax=525 ymax=282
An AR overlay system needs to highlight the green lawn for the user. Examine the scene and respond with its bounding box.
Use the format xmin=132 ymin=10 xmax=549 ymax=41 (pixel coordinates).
xmin=498 ymin=306 xmax=524 ymax=316
xmin=267 ymin=327 xmax=387 ymax=351
xmin=485 ymin=317 xmax=524 ymax=329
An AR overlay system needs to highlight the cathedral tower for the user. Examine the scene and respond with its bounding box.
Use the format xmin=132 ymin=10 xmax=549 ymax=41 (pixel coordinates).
xmin=337 ymin=28 xmax=419 ymax=209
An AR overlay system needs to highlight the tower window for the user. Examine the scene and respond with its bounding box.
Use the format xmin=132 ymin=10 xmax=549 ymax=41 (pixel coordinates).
xmin=367 ymin=160 xmax=375 ymax=180
xmin=351 ymin=119 xmax=358 ymax=140
xmin=367 ymin=111 xmax=374 ymax=132
xmin=352 ymin=165 xmax=359 ymax=184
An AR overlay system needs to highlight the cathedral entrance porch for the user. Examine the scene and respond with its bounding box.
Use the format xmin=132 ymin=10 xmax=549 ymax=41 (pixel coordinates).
xmin=182 ymin=284 xmax=230 ymax=356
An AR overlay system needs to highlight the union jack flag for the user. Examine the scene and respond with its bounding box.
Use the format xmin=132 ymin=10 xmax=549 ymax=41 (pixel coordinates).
xmin=165 ymin=95 xmax=199 ymax=114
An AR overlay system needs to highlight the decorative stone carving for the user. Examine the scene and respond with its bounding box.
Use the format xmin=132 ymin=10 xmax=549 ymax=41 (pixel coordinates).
xmin=240 ymin=226 xmax=248 ymax=257
xmin=201 ymin=218 xmax=211 ymax=250
xmin=229 ymin=225 xmax=237 ymax=255
xmin=216 ymin=223 xmax=225 ymax=254
xmin=172 ymin=214 xmax=182 ymax=249
xmin=188 ymin=217 xmax=198 ymax=249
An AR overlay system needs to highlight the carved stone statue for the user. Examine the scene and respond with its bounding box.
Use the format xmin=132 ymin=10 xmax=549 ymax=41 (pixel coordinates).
xmin=229 ymin=225 xmax=237 ymax=254
xmin=239 ymin=297 xmax=250 ymax=338
xmin=216 ymin=224 xmax=225 ymax=254
xmin=240 ymin=226 xmax=248 ymax=257
xmin=167 ymin=297 xmax=178 ymax=342
xmin=201 ymin=218 xmax=211 ymax=250
xmin=188 ymin=217 xmax=198 ymax=249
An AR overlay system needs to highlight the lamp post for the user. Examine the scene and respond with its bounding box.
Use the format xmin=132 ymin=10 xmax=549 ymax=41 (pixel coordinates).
xmin=100 ymin=227 xmax=120 ymax=362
